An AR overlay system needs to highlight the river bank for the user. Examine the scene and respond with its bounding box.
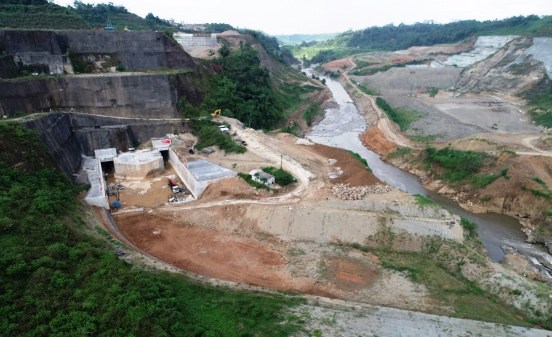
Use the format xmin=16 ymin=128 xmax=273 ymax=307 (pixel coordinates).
xmin=304 ymin=66 xmax=552 ymax=279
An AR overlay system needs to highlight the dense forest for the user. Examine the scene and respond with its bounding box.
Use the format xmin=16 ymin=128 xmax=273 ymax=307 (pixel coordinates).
xmin=69 ymin=1 xmax=177 ymax=31
xmin=294 ymin=15 xmax=552 ymax=63
xmin=0 ymin=0 xmax=88 ymax=30
xmin=180 ymin=43 xmax=285 ymax=129
xmin=0 ymin=123 xmax=302 ymax=337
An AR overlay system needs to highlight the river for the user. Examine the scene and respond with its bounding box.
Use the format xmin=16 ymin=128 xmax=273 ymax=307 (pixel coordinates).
xmin=305 ymin=69 xmax=552 ymax=276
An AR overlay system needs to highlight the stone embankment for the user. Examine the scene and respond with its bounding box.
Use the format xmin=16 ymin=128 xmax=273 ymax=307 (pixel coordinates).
xmin=332 ymin=183 xmax=393 ymax=200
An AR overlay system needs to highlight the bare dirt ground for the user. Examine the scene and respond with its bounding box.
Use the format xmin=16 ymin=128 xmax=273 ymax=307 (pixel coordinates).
xmin=114 ymin=208 xmax=440 ymax=311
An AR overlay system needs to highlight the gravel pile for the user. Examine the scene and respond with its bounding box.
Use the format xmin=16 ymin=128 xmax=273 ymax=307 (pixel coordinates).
xmin=332 ymin=183 xmax=393 ymax=200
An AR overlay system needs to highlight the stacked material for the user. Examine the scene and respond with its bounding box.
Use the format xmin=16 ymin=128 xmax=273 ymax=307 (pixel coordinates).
xmin=332 ymin=183 xmax=393 ymax=200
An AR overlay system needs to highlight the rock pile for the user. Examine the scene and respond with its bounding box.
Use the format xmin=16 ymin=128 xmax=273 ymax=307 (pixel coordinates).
xmin=332 ymin=183 xmax=393 ymax=200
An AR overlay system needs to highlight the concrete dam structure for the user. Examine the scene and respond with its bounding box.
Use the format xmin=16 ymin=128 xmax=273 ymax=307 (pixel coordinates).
xmin=23 ymin=112 xmax=190 ymax=176
xmin=0 ymin=30 xmax=205 ymax=118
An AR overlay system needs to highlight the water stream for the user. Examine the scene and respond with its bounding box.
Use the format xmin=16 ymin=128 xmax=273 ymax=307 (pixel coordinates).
xmin=305 ymin=69 xmax=552 ymax=276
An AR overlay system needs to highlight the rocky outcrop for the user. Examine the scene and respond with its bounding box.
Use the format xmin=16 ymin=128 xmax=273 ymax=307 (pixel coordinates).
xmin=455 ymin=37 xmax=551 ymax=95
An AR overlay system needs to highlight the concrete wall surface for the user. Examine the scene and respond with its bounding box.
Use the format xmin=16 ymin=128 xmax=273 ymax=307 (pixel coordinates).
xmin=168 ymin=147 xmax=207 ymax=198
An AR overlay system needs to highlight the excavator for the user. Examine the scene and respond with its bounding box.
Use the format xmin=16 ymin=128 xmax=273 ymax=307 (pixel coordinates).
xmin=211 ymin=109 xmax=221 ymax=118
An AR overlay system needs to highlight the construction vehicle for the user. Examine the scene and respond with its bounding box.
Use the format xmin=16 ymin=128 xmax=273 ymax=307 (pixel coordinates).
xmin=211 ymin=109 xmax=221 ymax=118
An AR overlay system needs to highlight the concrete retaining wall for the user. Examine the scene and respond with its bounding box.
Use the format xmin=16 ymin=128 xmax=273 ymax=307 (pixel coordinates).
xmin=23 ymin=113 xmax=82 ymax=175
xmin=168 ymin=147 xmax=208 ymax=198
xmin=83 ymin=157 xmax=109 ymax=209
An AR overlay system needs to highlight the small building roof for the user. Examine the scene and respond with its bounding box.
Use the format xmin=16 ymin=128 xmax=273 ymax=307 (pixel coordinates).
xmin=187 ymin=159 xmax=236 ymax=182
xmin=115 ymin=149 xmax=162 ymax=165
xmin=152 ymin=138 xmax=171 ymax=151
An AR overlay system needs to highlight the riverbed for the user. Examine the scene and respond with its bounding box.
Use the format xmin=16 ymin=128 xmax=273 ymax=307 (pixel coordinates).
xmin=305 ymin=68 xmax=552 ymax=276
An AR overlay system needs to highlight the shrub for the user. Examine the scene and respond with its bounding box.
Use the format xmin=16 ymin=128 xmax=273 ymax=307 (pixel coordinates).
xmin=425 ymin=147 xmax=489 ymax=182
xmin=262 ymin=166 xmax=296 ymax=186
xmin=460 ymin=217 xmax=478 ymax=238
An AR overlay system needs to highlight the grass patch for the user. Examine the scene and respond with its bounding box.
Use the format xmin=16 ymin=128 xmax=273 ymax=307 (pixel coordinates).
xmin=528 ymin=177 xmax=552 ymax=199
xmin=377 ymin=250 xmax=529 ymax=327
xmin=376 ymin=97 xmax=419 ymax=131
xmin=470 ymin=169 xmax=509 ymax=189
xmin=387 ymin=147 xmax=412 ymax=158
xmin=238 ymin=172 xmax=271 ymax=191
xmin=410 ymin=134 xmax=440 ymax=143
xmin=414 ymin=194 xmax=436 ymax=206
xmin=192 ymin=121 xmax=246 ymax=154
xmin=460 ymin=217 xmax=478 ymax=238
xmin=356 ymin=83 xmax=379 ymax=96
xmin=426 ymin=87 xmax=439 ymax=97
xmin=425 ymin=147 xmax=490 ymax=182
xmin=347 ymin=150 xmax=371 ymax=171
xmin=281 ymin=123 xmax=302 ymax=137
xmin=262 ymin=166 xmax=297 ymax=186
xmin=302 ymin=104 xmax=323 ymax=126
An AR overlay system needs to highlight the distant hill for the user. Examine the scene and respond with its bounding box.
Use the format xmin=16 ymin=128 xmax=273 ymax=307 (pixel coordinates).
xmin=294 ymin=15 xmax=552 ymax=63
xmin=0 ymin=0 xmax=88 ymax=30
xmin=276 ymin=33 xmax=337 ymax=45
xmin=69 ymin=2 xmax=177 ymax=31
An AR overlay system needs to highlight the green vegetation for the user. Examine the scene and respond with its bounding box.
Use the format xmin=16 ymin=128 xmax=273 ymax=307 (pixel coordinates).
xmin=68 ymin=51 xmax=95 ymax=74
xmin=425 ymin=147 xmax=490 ymax=182
xmin=295 ymin=15 xmax=552 ymax=63
xmin=345 ymin=237 xmax=534 ymax=327
xmin=470 ymin=168 xmax=509 ymax=189
xmin=426 ymin=87 xmax=439 ymax=97
xmin=241 ymin=29 xmax=296 ymax=65
xmin=376 ymin=97 xmax=419 ymax=131
xmin=350 ymin=60 xmax=427 ymax=76
xmin=262 ymin=166 xmax=296 ymax=186
xmin=276 ymin=82 xmax=322 ymax=121
xmin=302 ymin=104 xmax=323 ymax=126
xmin=410 ymin=134 xmax=440 ymax=144
xmin=414 ymin=194 xmax=436 ymax=206
xmin=280 ymin=123 xmax=302 ymax=137
xmin=523 ymin=78 xmax=552 ymax=127
xmin=191 ymin=121 xmax=246 ymax=154
xmin=276 ymin=33 xmax=337 ymax=46
xmin=199 ymin=43 xmax=285 ymax=129
xmin=460 ymin=217 xmax=478 ymax=238
xmin=379 ymin=250 xmax=528 ymax=326
xmin=70 ymin=1 xmax=176 ymax=31
xmin=0 ymin=0 xmax=88 ymax=29
xmin=356 ymin=83 xmax=379 ymax=96
xmin=527 ymin=177 xmax=552 ymax=199
xmin=238 ymin=172 xmax=271 ymax=191
xmin=0 ymin=123 xmax=301 ymax=336
xmin=387 ymin=147 xmax=412 ymax=159
xmin=347 ymin=151 xmax=371 ymax=171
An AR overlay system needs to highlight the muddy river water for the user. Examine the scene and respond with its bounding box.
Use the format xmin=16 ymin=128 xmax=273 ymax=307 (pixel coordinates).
xmin=305 ymin=69 xmax=552 ymax=276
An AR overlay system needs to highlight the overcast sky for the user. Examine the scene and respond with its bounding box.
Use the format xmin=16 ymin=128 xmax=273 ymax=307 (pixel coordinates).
xmin=55 ymin=0 xmax=552 ymax=35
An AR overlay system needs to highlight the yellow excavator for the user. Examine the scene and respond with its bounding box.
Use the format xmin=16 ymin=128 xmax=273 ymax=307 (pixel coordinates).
xmin=211 ymin=109 xmax=221 ymax=118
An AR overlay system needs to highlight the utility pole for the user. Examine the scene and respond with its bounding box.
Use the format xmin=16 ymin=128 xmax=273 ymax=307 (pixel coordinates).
xmin=280 ymin=154 xmax=283 ymax=170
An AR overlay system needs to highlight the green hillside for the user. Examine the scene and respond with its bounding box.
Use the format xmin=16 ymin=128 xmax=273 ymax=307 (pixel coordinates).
xmin=276 ymin=33 xmax=337 ymax=45
xmin=69 ymin=1 xmax=177 ymax=31
xmin=0 ymin=0 xmax=88 ymax=30
xmin=0 ymin=123 xmax=302 ymax=337
xmin=293 ymin=15 xmax=552 ymax=63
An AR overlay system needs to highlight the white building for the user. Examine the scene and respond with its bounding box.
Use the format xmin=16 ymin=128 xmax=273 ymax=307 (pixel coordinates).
xmin=249 ymin=169 xmax=275 ymax=185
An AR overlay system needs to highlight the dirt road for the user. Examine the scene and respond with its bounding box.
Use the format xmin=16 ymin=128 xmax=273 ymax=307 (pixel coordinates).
xmin=343 ymin=58 xmax=414 ymax=148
